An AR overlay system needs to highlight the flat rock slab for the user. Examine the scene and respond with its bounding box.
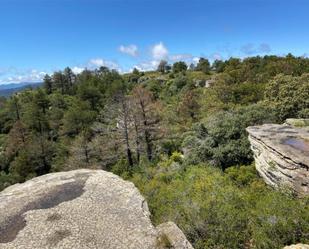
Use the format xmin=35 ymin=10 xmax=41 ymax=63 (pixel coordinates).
xmin=247 ymin=124 xmax=309 ymax=196
xmin=0 ymin=169 xmax=161 ymax=249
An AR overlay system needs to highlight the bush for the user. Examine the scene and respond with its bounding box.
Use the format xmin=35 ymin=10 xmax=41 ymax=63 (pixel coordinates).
xmin=0 ymin=172 xmax=18 ymax=191
xmin=131 ymin=164 xmax=309 ymax=249
xmin=182 ymin=103 xmax=278 ymax=169
xmin=265 ymin=73 xmax=309 ymax=120
xmin=225 ymin=164 xmax=259 ymax=187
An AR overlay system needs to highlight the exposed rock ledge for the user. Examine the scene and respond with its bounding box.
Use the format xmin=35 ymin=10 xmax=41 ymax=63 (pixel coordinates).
xmin=0 ymin=169 xmax=193 ymax=249
xmin=246 ymin=123 xmax=309 ymax=196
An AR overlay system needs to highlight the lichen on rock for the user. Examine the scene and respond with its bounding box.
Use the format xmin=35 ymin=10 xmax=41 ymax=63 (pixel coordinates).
xmin=0 ymin=169 xmax=193 ymax=249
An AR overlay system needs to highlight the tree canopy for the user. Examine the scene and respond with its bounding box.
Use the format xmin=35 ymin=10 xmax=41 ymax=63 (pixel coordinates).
xmin=1 ymin=54 xmax=309 ymax=248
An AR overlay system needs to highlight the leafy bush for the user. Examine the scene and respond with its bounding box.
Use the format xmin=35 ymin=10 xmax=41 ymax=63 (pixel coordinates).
xmin=0 ymin=172 xmax=18 ymax=191
xmin=182 ymin=103 xmax=278 ymax=169
xmin=265 ymin=73 xmax=309 ymax=120
xmin=132 ymin=162 xmax=309 ymax=249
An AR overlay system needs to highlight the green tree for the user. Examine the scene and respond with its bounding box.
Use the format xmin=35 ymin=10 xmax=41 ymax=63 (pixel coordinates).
xmin=196 ymin=58 xmax=211 ymax=74
xmin=43 ymin=74 xmax=53 ymax=94
xmin=63 ymin=67 xmax=75 ymax=92
xmin=77 ymin=83 xmax=102 ymax=111
xmin=212 ymin=59 xmax=225 ymax=72
xmin=172 ymin=61 xmax=187 ymax=73
xmin=182 ymin=104 xmax=278 ymax=169
xmin=265 ymin=73 xmax=309 ymax=120
xmin=62 ymin=101 xmax=96 ymax=136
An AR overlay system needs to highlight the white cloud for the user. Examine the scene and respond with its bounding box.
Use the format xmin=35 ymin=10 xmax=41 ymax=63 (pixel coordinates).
xmin=119 ymin=44 xmax=138 ymax=57
xmin=133 ymin=60 xmax=160 ymax=72
xmin=151 ymin=42 xmax=169 ymax=60
xmin=89 ymin=58 xmax=105 ymax=67
xmin=130 ymin=42 xmax=169 ymax=72
xmin=0 ymin=57 xmax=123 ymax=84
xmin=0 ymin=69 xmax=47 ymax=84
xmin=72 ymin=66 xmax=85 ymax=74
xmin=133 ymin=42 xmax=197 ymax=71
xmin=192 ymin=57 xmax=200 ymax=64
xmin=169 ymin=54 xmax=193 ymax=62
xmin=88 ymin=58 xmax=120 ymax=70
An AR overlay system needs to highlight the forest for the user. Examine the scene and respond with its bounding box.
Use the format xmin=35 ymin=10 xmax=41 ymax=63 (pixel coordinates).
xmin=0 ymin=54 xmax=308 ymax=248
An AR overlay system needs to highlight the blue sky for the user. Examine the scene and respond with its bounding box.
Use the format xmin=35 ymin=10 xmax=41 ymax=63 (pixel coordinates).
xmin=0 ymin=0 xmax=308 ymax=83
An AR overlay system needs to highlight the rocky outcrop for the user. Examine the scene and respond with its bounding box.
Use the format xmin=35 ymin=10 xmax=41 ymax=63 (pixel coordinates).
xmin=246 ymin=124 xmax=309 ymax=196
xmin=283 ymin=244 xmax=309 ymax=249
xmin=0 ymin=169 xmax=193 ymax=249
xmin=157 ymin=222 xmax=194 ymax=249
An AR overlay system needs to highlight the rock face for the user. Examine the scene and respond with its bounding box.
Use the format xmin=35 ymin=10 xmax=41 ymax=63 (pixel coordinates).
xmin=0 ymin=169 xmax=193 ymax=249
xmin=246 ymin=124 xmax=309 ymax=196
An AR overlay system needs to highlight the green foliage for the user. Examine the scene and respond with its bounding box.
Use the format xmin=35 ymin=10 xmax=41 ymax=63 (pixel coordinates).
xmin=132 ymin=163 xmax=309 ymax=249
xmin=111 ymin=159 xmax=130 ymax=177
xmin=63 ymin=100 xmax=96 ymax=136
xmin=77 ymin=83 xmax=102 ymax=111
xmin=182 ymin=103 xmax=279 ymax=169
xmin=196 ymin=58 xmax=211 ymax=74
xmin=1 ymin=54 xmax=309 ymax=248
xmin=0 ymin=172 xmax=17 ymax=191
xmin=265 ymin=73 xmax=309 ymax=120
xmin=211 ymin=73 xmax=266 ymax=105
xmin=172 ymin=61 xmax=188 ymax=73
xmin=212 ymin=59 xmax=225 ymax=72
xmin=225 ymin=164 xmax=259 ymax=187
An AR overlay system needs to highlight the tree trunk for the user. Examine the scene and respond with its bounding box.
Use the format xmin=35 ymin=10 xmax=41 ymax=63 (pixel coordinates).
xmin=122 ymin=100 xmax=134 ymax=168
xmin=139 ymin=100 xmax=152 ymax=161
xmin=133 ymin=116 xmax=140 ymax=163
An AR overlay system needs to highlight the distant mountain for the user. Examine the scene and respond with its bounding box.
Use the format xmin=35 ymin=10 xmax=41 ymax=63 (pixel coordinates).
xmin=0 ymin=82 xmax=42 ymax=97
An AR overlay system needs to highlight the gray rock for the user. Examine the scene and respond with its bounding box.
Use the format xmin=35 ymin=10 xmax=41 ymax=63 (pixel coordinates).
xmin=246 ymin=124 xmax=309 ymax=196
xmin=205 ymin=79 xmax=214 ymax=88
xmin=0 ymin=169 xmax=192 ymax=249
xmin=157 ymin=222 xmax=194 ymax=249
xmin=283 ymin=244 xmax=309 ymax=249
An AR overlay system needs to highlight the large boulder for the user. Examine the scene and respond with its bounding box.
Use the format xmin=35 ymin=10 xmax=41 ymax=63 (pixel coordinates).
xmin=246 ymin=123 xmax=309 ymax=196
xmin=0 ymin=169 xmax=193 ymax=249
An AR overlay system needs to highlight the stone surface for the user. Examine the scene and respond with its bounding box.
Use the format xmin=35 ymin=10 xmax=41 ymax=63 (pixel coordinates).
xmin=0 ymin=169 xmax=192 ymax=249
xmin=283 ymin=244 xmax=309 ymax=249
xmin=246 ymin=124 xmax=309 ymax=196
xmin=157 ymin=222 xmax=194 ymax=249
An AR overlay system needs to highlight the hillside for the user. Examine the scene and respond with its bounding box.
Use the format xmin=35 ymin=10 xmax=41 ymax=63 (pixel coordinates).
xmin=0 ymin=56 xmax=309 ymax=248
xmin=0 ymin=82 xmax=42 ymax=97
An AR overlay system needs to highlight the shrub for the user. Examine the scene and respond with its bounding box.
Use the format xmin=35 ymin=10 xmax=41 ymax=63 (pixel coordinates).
xmin=265 ymin=73 xmax=309 ymax=120
xmin=182 ymin=103 xmax=278 ymax=169
xmin=131 ymin=164 xmax=309 ymax=249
